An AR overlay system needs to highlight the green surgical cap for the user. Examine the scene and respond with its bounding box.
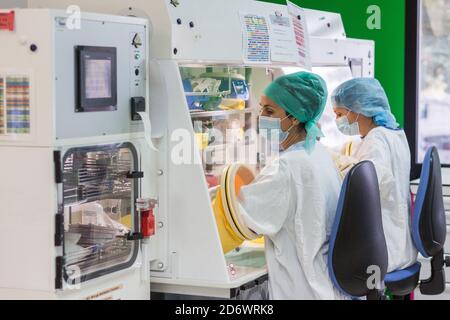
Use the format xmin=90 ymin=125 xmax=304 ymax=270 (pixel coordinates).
xmin=264 ymin=71 xmax=328 ymax=152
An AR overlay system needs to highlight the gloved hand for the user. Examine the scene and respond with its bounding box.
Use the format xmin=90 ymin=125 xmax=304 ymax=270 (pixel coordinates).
xmin=212 ymin=187 xmax=244 ymax=254
xmin=328 ymin=146 xmax=359 ymax=180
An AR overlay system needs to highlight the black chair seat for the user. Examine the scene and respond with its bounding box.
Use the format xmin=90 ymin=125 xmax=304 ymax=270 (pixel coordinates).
xmin=384 ymin=262 xmax=421 ymax=296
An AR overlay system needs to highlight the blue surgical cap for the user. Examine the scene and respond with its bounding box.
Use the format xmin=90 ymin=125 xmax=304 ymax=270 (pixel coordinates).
xmin=264 ymin=72 xmax=328 ymax=152
xmin=331 ymin=78 xmax=399 ymax=130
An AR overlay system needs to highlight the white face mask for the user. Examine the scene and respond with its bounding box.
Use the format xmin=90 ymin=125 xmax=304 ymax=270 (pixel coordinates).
xmin=336 ymin=111 xmax=360 ymax=136
xmin=258 ymin=115 xmax=294 ymax=145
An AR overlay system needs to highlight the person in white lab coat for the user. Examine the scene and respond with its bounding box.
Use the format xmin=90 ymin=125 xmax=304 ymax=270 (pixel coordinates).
xmin=331 ymin=78 xmax=418 ymax=273
xmin=238 ymin=72 xmax=345 ymax=300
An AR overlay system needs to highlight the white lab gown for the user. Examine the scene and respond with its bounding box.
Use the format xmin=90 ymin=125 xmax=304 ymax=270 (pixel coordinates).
xmin=352 ymin=127 xmax=418 ymax=272
xmin=238 ymin=142 xmax=345 ymax=300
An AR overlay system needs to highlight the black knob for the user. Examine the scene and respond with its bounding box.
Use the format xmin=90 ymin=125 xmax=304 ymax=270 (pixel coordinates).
xmin=445 ymin=256 xmax=450 ymax=267
xmin=173 ymin=48 xmax=178 ymax=55
xmin=189 ymin=21 xmax=194 ymax=28
xmin=177 ymin=18 xmax=182 ymax=25
xmin=297 ymin=15 xmax=301 ymax=20
xmin=30 ymin=44 xmax=38 ymax=52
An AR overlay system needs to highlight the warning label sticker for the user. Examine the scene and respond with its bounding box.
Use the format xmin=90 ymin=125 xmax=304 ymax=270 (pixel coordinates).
xmin=0 ymin=11 xmax=15 ymax=31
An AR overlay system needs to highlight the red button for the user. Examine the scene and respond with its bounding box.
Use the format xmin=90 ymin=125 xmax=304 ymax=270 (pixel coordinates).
xmin=0 ymin=11 xmax=14 ymax=31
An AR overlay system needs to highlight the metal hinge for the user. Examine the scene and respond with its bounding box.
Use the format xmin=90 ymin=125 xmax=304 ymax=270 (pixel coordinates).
xmin=54 ymin=213 xmax=64 ymax=246
xmin=126 ymin=232 xmax=144 ymax=241
xmin=54 ymin=150 xmax=64 ymax=247
xmin=53 ymin=151 xmax=62 ymax=184
xmin=55 ymin=256 xmax=65 ymax=290
xmin=127 ymin=171 xmax=144 ymax=179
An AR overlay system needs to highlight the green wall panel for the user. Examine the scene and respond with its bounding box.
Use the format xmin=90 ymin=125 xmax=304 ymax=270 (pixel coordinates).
xmin=262 ymin=0 xmax=406 ymax=125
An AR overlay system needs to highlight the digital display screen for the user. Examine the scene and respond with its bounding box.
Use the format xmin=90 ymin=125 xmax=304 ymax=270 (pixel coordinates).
xmin=76 ymin=46 xmax=117 ymax=112
xmin=85 ymin=59 xmax=112 ymax=99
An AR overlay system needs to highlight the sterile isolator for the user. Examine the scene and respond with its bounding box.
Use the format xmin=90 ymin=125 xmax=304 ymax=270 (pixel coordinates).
xmin=24 ymin=0 xmax=375 ymax=299
xmin=0 ymin=9 xmax=156 ymax=299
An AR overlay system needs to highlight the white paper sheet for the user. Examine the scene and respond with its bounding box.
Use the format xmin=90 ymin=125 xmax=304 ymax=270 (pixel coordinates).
xmin=240 ymin=12 xmax=270 ymax=64
xmin=268 ymin=13 xmax=299 ymax=64
xmin=0 ymin=73 xmax=31 ymax=135
xmin=287 ymin=1 xmax=312 ymax=70
xmin=138 ymin=111 xmax=158 ymax=151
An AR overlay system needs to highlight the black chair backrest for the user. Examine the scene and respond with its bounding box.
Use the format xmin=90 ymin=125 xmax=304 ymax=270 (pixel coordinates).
xmin=413 ymin=146 xmax=446 ymax=258
xmin=328 ymin=161 xmax=388 ymax=297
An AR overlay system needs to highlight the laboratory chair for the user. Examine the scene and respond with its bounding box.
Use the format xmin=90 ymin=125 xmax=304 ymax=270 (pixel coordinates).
xmin=328 ymin=161 xmax=389 ymax=300
xmin=384 ymin=146 xmax=447 ymax=299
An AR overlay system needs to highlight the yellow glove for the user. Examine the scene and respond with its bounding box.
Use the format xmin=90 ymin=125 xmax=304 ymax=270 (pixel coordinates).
xmin=212 ymin=187 xmax=244 ymax=254
xmin=327 ymin=142 xmax=359 ymax=180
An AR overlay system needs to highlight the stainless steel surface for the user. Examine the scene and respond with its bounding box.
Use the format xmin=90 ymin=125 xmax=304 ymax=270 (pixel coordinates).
xmin=62 ymin=145 xmax=136 ymax=279
xmin=63 ymin=148 xmax=133 ymax=205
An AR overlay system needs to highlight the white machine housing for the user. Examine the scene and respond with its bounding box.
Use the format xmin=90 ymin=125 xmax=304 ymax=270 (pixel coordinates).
xmin=0 ymin=9 xmax=154 ymax=299
xmin=27 ymin=0 xmax=375 ymax=298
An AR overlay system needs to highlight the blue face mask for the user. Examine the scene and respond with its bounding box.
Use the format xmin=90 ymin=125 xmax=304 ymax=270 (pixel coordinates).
xmin=259 ymin=115 xmax=293 ymax=146
xmin=336 ymin=111 xmax=360 ymax=136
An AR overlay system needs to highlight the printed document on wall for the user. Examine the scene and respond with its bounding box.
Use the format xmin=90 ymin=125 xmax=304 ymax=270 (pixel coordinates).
xmin=240 ymin=12 xmax=270 ymax=64
xmin=287 ymin=1 xmax=312 ymax=70
xmin=267 ymin=12 xmax=299 ymax=64
xmin=0 ymin=72 xmax=31 ymax=137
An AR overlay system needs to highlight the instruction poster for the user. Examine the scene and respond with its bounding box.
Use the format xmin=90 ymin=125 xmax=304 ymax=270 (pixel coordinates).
xmin=240 ymin=13 xmax=270 ymax=63
xmin=268 ymin=12 xmax=299 ymax=64
xmin=287 ymin=1 xmax=312 ymax=69
xmin=0 ymin=74 xmax=31 ymax=136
